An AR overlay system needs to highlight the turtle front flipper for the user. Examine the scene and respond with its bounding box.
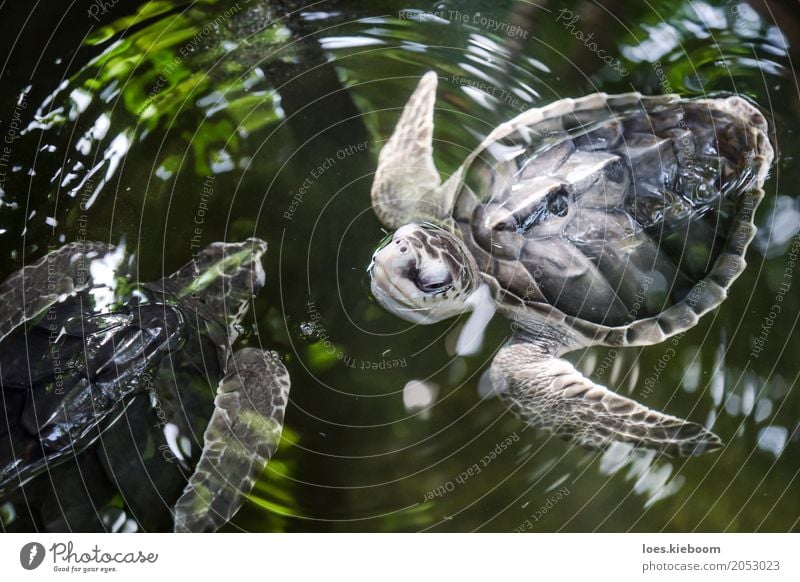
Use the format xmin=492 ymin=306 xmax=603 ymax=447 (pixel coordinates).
xmin=371 ymin=72 xmax=461 ymax=229
xmin=0 ymin=241 xmax=119 ymax=342
xmin=491 ymin=338 xmax=722 ymax=456
xmin=173 ymin=348 xmax=290 ymax=532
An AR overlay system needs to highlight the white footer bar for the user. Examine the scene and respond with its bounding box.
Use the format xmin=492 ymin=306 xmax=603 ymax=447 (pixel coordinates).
xmin=1 ymin=533 xmax=797 ymax=581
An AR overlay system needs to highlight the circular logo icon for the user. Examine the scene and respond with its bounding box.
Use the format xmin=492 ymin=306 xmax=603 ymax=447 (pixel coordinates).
xmin=19 ymin=542 xmax=46 ymax=570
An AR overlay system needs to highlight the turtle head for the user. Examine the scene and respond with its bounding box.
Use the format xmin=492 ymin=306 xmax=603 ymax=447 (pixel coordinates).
xmin=369 ymin=224 xmax=482 ymax=324
xmin=167 ymin=238 xmax=267 ymax=329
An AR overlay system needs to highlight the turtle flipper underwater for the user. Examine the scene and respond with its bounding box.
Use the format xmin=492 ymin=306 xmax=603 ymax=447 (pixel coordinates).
xmin=173 ymin=348 xmax=290 ymax=533
xmin=490 ymin=340 xmax=718 ymax=456
xmin=368 ymin=72 xmax=774 ymax=456
xmin=0 ymin=238 xmax=290 ymax=531
xmin=0 ymin=241 xmax=140 ymax=488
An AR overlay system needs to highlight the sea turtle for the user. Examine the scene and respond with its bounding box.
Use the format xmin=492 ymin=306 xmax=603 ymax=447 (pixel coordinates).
xmin=0 ymin=238 xmax=290 ymax=532
xmin=368 ymin=72 xmax=773 ymax=456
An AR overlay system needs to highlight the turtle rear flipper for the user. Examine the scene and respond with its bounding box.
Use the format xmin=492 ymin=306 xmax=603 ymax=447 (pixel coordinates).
xmin=173 ymin=348 xmax=290 ymax=533
xmin=0 ymin=241 xmax=119 ymax=343
xmin=492 ymin=338 xmax=722 ymax=457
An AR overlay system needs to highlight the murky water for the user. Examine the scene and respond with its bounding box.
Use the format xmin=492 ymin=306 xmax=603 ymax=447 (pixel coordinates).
xmin=0 ymin=0 xmax=798 ymax=531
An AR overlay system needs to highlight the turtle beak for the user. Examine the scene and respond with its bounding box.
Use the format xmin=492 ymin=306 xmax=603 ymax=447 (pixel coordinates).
xmin=368 ymin=233 xmax=421 ymax=320
xmin=369 ymin=244 xmax=413 ymax=304
xmin=369 ymin=264 xmax=425 ymax=324
xmin=244 ymin=237 xmax=268 ymax=260
xmin=245 ymin=238 xmax=267 ymax=291
xmin=371 ymin=231 xmax=416 ymax=274
xmin=370 ymin=223 xmax=426 ymax=276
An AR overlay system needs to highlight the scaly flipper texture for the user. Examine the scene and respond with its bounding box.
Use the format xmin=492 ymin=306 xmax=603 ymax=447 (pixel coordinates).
xmin=0 ymin=241 xmax=117 ymax=342
xmin=0 ymin=242 xmax=136 ymax=494
xmin=371 ymin=72 xmax=457 ymax=229
xmin=173 ymin=348 xmax=290 ymax=532
xmin=491 ymin=339 xmax=722 ymax=456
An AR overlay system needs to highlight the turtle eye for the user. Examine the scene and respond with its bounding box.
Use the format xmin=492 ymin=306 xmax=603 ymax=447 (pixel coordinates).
xmin=546 ymin=188 xmax=569 ymax=217
xmin=415 ymin=272 xmax=453 ymax=294
xmin=418 ymin=277 xmax=452 ymax=294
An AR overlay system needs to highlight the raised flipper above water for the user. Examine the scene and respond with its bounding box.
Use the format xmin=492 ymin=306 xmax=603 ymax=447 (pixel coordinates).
xmin=371 ymin=72 xmax=464 ymax=229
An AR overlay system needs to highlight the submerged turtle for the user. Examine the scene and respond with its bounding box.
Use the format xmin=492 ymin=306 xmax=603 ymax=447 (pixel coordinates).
xmin=369 ymin=72 xmax=773 ymax=455
xmin=0 ymin=239 xmax=290 ymax=532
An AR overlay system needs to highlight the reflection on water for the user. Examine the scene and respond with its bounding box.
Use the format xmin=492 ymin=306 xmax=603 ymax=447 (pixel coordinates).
xmin=0 ymin=0 xmax=798 ymax=532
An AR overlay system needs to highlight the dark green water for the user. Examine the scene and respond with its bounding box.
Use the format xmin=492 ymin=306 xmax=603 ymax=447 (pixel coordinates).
xmin=0 ymin=0 xmax=798 ymax=531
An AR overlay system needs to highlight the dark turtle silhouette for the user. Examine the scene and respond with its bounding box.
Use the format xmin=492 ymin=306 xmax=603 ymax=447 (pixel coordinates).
xmin=0 ymin=239 xmax=290 ymax=531
xmin=369 ymin=72 xmax=773 ymax=455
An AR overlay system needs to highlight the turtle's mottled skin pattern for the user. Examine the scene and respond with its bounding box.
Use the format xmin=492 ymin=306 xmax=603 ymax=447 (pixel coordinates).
xmin=491 ymin=340 xmax=714 ymax=454
xmin=454 ymin=92 xmax=772 ymax=347
xmin=0 ymin=241 xmax=117 ymax=342
xmin=370 ymin=224 xmax=482 ymax=323
xmin=0 ymin=239 xmax=290 ymax=532
xmin=173 ymin=348 xmax=291 ymax=533
xmin=369 ymin=72 xmax=773 ymax=456
xmin=459 ymin=100 xmax=748 ymax=322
